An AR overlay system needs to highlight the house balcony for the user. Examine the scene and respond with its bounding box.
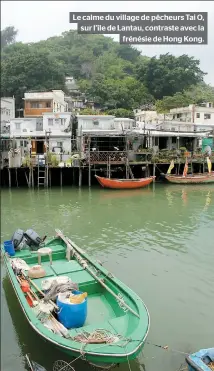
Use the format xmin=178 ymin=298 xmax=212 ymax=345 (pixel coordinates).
xmin=24 ymin=108 xmax=53 ymax=117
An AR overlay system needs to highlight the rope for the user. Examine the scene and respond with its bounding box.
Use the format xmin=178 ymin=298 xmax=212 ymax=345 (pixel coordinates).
xmin=146 ymin=341 xmax=189 ymax=356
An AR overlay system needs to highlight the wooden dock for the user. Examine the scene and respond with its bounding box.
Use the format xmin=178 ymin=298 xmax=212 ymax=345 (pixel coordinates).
xmin=1 ymin=149 xmax=213 ymax=188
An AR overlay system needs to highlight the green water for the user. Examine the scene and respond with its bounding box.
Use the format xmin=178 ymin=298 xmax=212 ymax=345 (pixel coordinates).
xmin=1 ymin=184 xmax=214 ymax=371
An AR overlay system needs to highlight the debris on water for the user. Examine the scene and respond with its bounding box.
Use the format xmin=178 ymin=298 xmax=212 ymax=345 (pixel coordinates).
xmin=25 ymin=354 xmax=47 ymax=371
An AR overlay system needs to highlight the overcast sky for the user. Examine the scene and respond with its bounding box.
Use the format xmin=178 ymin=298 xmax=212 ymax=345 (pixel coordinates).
xmin=1 ymin=1 xmax=214 ymax=84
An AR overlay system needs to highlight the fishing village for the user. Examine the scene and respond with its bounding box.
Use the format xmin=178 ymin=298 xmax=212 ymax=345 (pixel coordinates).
xmin=1 ymin=9 xmax=214 ymax=371
xmin=1 ymin=91 xmax=214 ymax=188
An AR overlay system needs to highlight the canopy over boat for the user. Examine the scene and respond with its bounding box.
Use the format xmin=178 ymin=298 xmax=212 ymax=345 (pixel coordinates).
xmin=95 ymin=175 xmax=155 ymax=189
xmin=2 ymin=229 xmax=150 ymax=366
xmin=186 ymin=348 xmax=214 ymax=371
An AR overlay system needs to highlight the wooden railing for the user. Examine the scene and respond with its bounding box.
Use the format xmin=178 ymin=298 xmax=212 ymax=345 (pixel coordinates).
xmin=24 ymin=108 xmax=52 ymax=116
xmin=85 ymin=151 xmax=127 ymax=163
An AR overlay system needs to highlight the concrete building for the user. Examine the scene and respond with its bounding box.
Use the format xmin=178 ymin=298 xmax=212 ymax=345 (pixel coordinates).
xmin=9 ymin=112 xmax=72 ymax=155
xmin=1 ymin=97 xmax=15 ymax=133
xmin=23 ymin=90 xmax=68 ymax=117
xmin=169 ymin=102 xmax=214 ymax=124
xmin=77 ymin=115 xmax=115 ymax=134
xmin=134 ymin=109 xmax=171 ymax=123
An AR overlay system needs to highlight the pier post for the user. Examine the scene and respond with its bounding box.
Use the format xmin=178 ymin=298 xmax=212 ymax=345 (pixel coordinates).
xmin=15 ymin=167 xmax=18 ymax=187
xmin=153 ymin=163 xmax=156 ymax=181
xmin=31 ymin=167 xmax=34 ymax=188
xmin=178 ymin=159 xmax=181 ymax=175
xmin=60 ymin=168 xmax=62 ymax=187
xmin=72 ymin=166 xmax=75 ymax=186
xmin=8 ymin=168 xmax=11 ymax=188
xmin=78 ymin=167 xmax=82 ymax=187
xmin=107 ymin=156 xmax=111 ymax=178
xmin=88 ymin=138 xmax=91 ymax=187
xmin=49 ymin=168 xmax=52 ymax=187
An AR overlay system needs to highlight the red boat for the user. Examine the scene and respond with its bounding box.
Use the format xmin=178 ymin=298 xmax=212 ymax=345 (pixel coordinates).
xmin=95 ymin=175 xmax=155 ymax=189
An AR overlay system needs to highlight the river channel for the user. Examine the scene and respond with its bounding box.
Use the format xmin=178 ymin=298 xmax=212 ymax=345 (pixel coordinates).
xmin=1 ymin=184 xmax=214 ymax=371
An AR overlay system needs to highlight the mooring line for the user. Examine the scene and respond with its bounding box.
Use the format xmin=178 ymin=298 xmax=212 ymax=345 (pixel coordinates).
xmin=146 ymin=341 xmax=189 ymax=356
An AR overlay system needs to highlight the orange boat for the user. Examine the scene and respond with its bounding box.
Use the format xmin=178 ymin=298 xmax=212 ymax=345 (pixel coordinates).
xmin=95 ymin=175 xmax=155 ymax=189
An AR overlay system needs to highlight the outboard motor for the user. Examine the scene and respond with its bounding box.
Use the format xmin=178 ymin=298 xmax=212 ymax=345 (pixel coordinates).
xmin=11 ymin=229 xmax=25 ymax=250
xmin=24 ymin=229 xmax=44 ymax=251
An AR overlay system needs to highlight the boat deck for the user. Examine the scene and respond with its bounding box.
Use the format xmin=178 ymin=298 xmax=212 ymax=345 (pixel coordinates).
xmin=13 ymin=241 xmax=135 ymax=340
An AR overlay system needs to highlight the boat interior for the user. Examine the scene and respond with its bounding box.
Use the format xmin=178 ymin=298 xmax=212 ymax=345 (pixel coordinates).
xmin=9 ymin=238 xmax=143 ymax=344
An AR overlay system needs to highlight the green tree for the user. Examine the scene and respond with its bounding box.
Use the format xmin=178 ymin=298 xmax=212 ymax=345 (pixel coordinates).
xmin=1 ymin=48 xmax=66 ymax=109
xmin=107 ymin=108 xmax=135 ymax=119
xmin=138 ymin=53 xmax=206 ymax=99
xmin=1 ymin=26 xmax=18 ymax=48
xmin=156 ymin=83 xmax=214 ymax=113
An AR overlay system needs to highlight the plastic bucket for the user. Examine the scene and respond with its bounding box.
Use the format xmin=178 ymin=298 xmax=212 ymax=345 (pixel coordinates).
xmin=4 ymin=240 xmax=15 ymax=257
xmin=56 ymin=290 xmax=87 ymax=329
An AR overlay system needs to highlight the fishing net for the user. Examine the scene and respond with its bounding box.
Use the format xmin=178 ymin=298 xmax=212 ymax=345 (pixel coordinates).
xmin=71 ymin=329 xmax=120 ymax=344
xmin=42 ymin=279 xmax=79 ymax=302
xmin=53 ymin=360 xmax=75 ymax=371
xmin=31 ymin=361 xmax=48 ymax=371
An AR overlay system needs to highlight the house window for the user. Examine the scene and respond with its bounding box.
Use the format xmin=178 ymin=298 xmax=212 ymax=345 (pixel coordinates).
xmin=204 ymin=113 xmax=211 ymax=120
xmin=15 ymin=123 xmax=21 ymax=130
xmin=24 ymin=140 xmax=28 ymax=147
xmin=60 ymin=118 xmax=65 ymax=125
xmin=31 ymin=102 xmax=43 ymax=108
xmin=48 ymin=118 xmax=53 ymax=126
xmin=93 ymin=120 xmax=99 ymax=125
xmin=208 ymin=103 xmax=212 ymax=108
xmin=46 ymin=102 xmax=51 ymax=108
xmin=196 ymin=113 xmax=200 ymax=118
xmin=55 ymin=119 xmax=60 ymax=124
xmin=57 ymin=142 xmax=63 ymax=147
xmin=20 ymin=140 xmax=23 ymax=146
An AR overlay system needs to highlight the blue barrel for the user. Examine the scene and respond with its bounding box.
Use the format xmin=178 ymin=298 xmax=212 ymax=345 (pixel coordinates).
xmin=56 ymin=291 xmax=87 ymax=329
xmin=4 ymin=240 xmax=15 ymax=257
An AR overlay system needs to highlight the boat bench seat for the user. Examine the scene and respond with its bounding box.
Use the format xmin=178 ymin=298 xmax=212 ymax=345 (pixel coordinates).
xmin=28 ymin=259 xmax=95 ymax=290
xmin=51 ymin=260 xmax=83 ymax=275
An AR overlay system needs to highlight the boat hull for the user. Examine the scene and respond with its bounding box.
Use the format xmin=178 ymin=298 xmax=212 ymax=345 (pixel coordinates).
xmin=186 ymin=348 xmax=214 ymax=371
xmin=165 ymin=172 xmax=214 ymax=184
xmin=2 ymin=236 xmax=150 ymax=365
xmin=95 ymin=175 xmax=155 ymax=189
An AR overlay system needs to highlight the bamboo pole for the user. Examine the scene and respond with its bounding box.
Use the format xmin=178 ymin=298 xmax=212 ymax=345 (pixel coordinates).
xmin=55 ymin=229 xmax=140 ymax=318
xmin=21 ymin=271 xmax=59 ymax=310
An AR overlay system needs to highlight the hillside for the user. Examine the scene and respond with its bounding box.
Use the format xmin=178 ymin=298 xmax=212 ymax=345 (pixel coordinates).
xmin=1 ymin=27 xmax=214 ymax=113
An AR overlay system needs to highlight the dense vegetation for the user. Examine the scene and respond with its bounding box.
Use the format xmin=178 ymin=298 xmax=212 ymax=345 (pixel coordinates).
xmin=1 ymin=26 xmax=214 ymax=114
